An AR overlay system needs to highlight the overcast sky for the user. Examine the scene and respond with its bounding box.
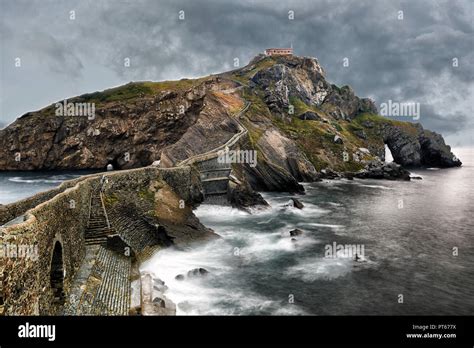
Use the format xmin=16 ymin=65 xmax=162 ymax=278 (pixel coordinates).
xmin=1 ymin=0 xmax=472 ymax=146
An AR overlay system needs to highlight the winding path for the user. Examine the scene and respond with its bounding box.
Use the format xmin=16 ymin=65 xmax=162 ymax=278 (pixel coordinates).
xmin=176 ymin=100 xmax=251 ymax=199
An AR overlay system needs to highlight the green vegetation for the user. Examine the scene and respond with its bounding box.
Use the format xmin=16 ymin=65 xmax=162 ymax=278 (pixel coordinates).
xmin=138 ymin=188 xmax=155 ymax=203
xmin=103 ymin=193 xmax=119 ymax=206
xmin=143 ymin=77 xmax=209 ymax=93
xmin=332 ymin=122 xmax=343 ymax=132
xmin=289 ymin=96 xmax=326 ymax=119
xmin=71 ymin=77 xmax=209 ymax=106
xmin=232 ymin=56 xmax=277 ymax=84
xmin=354 ymin=112 xmax=420 ymax=137
xmin=242 ymin=120 xmax=265 ymax=147
xmin=242 ymin=87 xmax=273 ymax=120
xmin=353 ymin=112 xmax=390 ymax=125
xmin=79 ymin=83 xmax=154 ymax=103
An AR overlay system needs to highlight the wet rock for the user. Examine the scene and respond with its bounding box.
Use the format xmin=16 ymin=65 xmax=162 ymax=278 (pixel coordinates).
xmin=175 ymin=274 xmax=185 ymax=281
xmin=289 ymin=228 xmax=303 ymax=236
xmin=343 ymin=172 xmax=354 ymax=180
xmin=187 ymin=268 xmax=209 ymax=278
xmin=228 ymin=182 xmax=268 ymax=212
xmin=291 ymin=238 xmax=297 ymax=242
xmin=354 ymin=161 xmax=411 ymax=181
xmin=290 ymin=198 xmax=304 ymax=209
xmin=152 ymin=297 xmax=166 ymax=307
xmin=153 ymin=278 xmax=168 ymax=292
xmin=320 ymin=168 xmax=341 ymax=179
xmin=284 ymin=198 xmax=304 ymax=209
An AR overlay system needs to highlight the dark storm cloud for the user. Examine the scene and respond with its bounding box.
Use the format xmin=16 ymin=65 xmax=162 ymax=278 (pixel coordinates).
xmin=0 ymin=0 xmax=472 ymax=143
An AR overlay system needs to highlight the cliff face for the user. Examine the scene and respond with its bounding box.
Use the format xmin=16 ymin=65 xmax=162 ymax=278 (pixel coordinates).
xmin=0 ymin=53 xmax=461 ymax=190
xmin=0 ymin=81 xmax=208 ymax=170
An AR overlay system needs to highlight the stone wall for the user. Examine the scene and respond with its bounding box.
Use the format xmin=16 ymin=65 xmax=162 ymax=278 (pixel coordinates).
xmin=0 ymin=173 xmax=101 ymax=226
xmin=0 ymin=176 xmax=95 ymax=315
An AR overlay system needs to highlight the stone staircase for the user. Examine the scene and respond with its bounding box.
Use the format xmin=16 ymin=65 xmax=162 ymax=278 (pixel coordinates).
xmin=65 ymin=245 xmax=131 ymax=315
xmin=65 ymin=187 xmax=132 ymax=316
xmin=196 ymin=157 xmax=232 ymax=198
xmin=85 ymin=190 xmax=113 ymax=246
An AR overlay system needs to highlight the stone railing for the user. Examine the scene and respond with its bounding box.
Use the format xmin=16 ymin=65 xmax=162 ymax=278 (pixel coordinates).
xmin=0 ymin=175 xmax=96 ymax=315
xmin=0 ymin=174 xmax=98 ymax=226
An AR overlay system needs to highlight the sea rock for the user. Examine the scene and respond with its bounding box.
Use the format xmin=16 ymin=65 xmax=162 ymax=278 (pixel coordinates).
xmin=290 ymin=198 xmax=304 ymax=209
xmin=320 ymin=168 xmax=341 ymax=179
xmin=284 ymin=198 xmax=304 ymax=209
xmin=380 ymin=123 xmax=462 ymax=168
xmin=152 ymin=297 xmax=166 ymax=307
xmin=228 ymin=182 xmax=268 ymax=212
xmin=354 ymin=161 xmax=411 ymax=181
xmin=187 ymin=268 xmax=209 ymax=278
xmin=153 ymin=278 xmax=168 ymax=292
xmin=289 ymin=228 xmax=303 ymax=236
xmin=175 ymin=274 xmax=185 ymax=281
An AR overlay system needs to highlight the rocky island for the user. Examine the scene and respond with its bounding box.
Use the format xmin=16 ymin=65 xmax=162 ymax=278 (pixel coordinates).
xmin=0 ymin=52 xmax=461 ymax=316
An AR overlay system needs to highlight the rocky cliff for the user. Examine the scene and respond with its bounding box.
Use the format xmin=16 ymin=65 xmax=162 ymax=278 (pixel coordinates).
xmin=0 ymin=53 xmax=461 ymax=191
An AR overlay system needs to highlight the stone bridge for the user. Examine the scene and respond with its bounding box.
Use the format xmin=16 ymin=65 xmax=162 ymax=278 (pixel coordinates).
xmin=0 ymin=101 xmax=250 ymax=316
xmin=0 ymin=166 xmax=203 ymax=315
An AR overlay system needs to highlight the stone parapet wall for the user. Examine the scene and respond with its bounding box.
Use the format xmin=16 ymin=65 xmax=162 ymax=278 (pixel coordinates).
xmin=0 ymin=176 xmax=96 ymax=315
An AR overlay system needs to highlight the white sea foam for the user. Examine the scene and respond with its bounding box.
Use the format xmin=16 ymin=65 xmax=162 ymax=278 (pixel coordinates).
xmin=353 ymin=183 xmax=393 ymax=190
xmin=285 ymin=257 xmax=353 ymax=282
xmin=141 ymin=239 xmax=306 ymax=315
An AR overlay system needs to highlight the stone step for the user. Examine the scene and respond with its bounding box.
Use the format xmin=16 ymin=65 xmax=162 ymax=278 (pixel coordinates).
xmin=67 ymin=246 xmax=131 ymax=315
xmin=91 ymin=247 xmax=131 ymax=315
xmin=85 ymin=239 xmax=107 ymax=246
xmin=201 ymin=176 xmax=230 ymax=182
xmin=85 ymin=227 xmax=112 ymax=232
xmin=204 ymin=190 xmax=228 ymax=196
xmin=87 ymin=225 xmax=108 ymax=230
